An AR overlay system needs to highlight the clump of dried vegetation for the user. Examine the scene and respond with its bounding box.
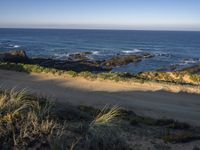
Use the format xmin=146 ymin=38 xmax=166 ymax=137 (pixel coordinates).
xmin=0 ymin=89 xmax=128 ymax=150
xmin=1 ymin=88 xmax=200 ymax=150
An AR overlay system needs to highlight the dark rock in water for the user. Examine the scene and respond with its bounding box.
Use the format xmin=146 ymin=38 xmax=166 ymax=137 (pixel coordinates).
xmin=83 ymin=51 xmax=93 ymax=55
xmin=31 ymin=58 xmax=108 ymax=72
xmin=0 ymin=50 xmax=29 ymax=63
xmin=0 ymin=50 xmax=108 ymax=72
xmin=181 ymin=64 xmax=200 ymax=74
xmin=159 ymin=53 xmax=172 ymax=57
xmin=101 ymin=53 xmax=154 ymax=67
xmin=156 ymin=65 xmax=178 ymax=72
xmin=102 ymin=55 xmax=142 ymax=67
xmin=142 ymin=53 xmax=155 ymax=58
xmin=68 ymin=52 xmax=92 ymax=61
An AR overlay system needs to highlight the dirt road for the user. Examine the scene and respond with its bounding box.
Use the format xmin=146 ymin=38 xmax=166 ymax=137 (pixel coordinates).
xmin=0 ymin=70 xmax=200 ymax=125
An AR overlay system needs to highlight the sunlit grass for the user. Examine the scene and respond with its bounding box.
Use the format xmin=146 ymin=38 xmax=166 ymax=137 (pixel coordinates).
xmin=91 ymin=105 xmax=121 ymax=126
xmin=0 ymin=88 xmax=66 ymax=149
xmin=0 ymin=61 xmax=200 ymax=86
xmin=70 ymin=105 xmax=122 ymax=150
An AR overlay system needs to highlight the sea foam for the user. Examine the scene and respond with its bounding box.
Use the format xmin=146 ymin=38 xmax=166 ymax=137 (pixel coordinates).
xmin=54 ymin=53 xmax=70 ymax=59
xmin=91 ymin=51 xmax=100 ymax=55
xmin=179 ymin=60 xmax=198 ymax=66
xmin=122 ymin=49 xmax=142 ymax=54
xmin=13 ymin=45 xmax=20 ymax=48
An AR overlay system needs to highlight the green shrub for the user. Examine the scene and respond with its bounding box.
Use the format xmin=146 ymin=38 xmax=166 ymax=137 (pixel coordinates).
xmin=97 ymin=72 xmax=121 ymax=82
xmin=1 ymin=62 xmax=200 ymax=86
xmin=66 ymin=70 xmax=78 ymax=77
xmin=79 ymin=71 xmax=97 ymax=79
xmin=190 ymin=74 xmax=200 ymax=83
xmin=42 ymin=68 xmax=51 ymax=73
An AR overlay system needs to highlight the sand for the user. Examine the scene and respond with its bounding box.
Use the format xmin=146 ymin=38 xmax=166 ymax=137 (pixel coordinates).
xmin=0 ymin=69 xmax=200 ymax=125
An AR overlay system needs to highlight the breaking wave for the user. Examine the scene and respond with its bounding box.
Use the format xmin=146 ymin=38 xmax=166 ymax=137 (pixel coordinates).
xmin=179 ymin=59 xmax=200 ymax=66
xmin=122 ymin=49 xmax=142 ymax=54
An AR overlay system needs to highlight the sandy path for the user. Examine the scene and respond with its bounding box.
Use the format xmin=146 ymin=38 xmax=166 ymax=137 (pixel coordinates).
xmin=0 ymin=70 xmax=200 ymax=125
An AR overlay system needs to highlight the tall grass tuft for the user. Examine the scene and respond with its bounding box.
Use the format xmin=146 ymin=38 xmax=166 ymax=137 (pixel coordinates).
xmin=0 ymin=88 xmax=66 ymax=149
xmin=70 ymin=105 xmax=127 ymax=150
xmin=0 ymin=89 xmax=126 ymax=149
xmin=91 ymin=105 xmax=121 ymax=126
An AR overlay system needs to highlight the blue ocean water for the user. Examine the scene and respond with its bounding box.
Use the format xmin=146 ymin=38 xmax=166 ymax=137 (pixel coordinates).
xmin=0 ymin=28 xmax=200 ymax=73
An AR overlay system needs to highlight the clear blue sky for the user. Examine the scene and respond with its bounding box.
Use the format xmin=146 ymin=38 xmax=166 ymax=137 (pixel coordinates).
xmin=0 ymin=0 xmax=200 ymax=30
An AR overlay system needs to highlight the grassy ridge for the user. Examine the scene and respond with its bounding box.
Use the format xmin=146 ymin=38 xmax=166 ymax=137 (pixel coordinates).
xmin=0 ymin=62 xmax=200 ymax=88
xmin=139 ymin=71 xmax=200 ymax=85
xmin=0 ymin=62 xmax=144 ymax=82
xmin=0 ymin=89 xmax=127 ymax=150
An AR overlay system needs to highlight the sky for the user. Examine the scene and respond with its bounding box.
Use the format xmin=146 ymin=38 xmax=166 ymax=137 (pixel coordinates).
xmin=0 ymin=0 xmax=200 ymax=31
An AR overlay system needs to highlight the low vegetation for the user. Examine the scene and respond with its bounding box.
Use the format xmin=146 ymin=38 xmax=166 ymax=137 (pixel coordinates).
xmin=0 ymin=89 xmax=128 ymax=150
xmin=1 ymin=62 xmax=200 ymax=87
xmin=0 ymin=89 xmax=64 ymax=149
xmin=138 ymin=71 xmax=200 ymax=85
xmin=0 ymin=88 xmax=200 ymax=149
xmin=0 ymin=62 xmax=146 ymax=84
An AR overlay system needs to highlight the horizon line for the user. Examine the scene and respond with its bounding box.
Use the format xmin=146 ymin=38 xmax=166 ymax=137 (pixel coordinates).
xmin=0 ymin=27 xmax=200 ymax=32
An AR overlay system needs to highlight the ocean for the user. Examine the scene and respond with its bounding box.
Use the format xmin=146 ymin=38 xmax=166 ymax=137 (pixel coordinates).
xmin=0 ymin=28 xmax=200 ymax=73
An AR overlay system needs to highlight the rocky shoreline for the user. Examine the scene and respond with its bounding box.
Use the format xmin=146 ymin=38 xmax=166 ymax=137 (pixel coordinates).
xmin=0 ymin=50 xmax=200 ymax=74
xmin=0 ymin=50 xmax=155 ymax=72
xmin=0 ymin=50 xmax=107 ymax=72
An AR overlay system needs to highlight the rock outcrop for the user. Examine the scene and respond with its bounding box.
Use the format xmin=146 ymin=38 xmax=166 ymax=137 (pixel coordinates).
xmin=0 ymin=50 xmax=156 ymax=72
xmin=0 ymin=50 xmax=109 ymax=72
xmin=0 ymin=50 xmax=29 ymax=63
xmin=68 ymin=52 xmax=92 ymax=61
xmin=101 ymin=53 xmax=154 ymax=67
xmin=31 ymin=58 xmax=109 ymax=72
xmin=181 ymin=64 xmax=200 ymax=74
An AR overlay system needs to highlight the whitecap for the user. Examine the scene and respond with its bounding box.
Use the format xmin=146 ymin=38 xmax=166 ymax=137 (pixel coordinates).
xmin=7 ymin=44 xmax=21 ymax=48
xmin=54 ymin=53 xmax=69 ymax=59
xmin=91 ymin=51 xmax=100 ymax=55
xmin=13 ymin=45 xmax=20 ymax=48
xmin=154 ymin=52 xmax=171 ymax=57
xmin=122 ymin=49 xmax=142 ymax=54
xmin=179 ymin=59 xmax=199 ymax=66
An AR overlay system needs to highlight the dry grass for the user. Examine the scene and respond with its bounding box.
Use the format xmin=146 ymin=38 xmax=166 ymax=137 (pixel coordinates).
xmin=91 ymin=105 xmax=121 ymax=126
xmin=1 ymin=88 xmax=198 ymax=149
xmin=70 ymin=105 xmax=124 ymax=150
xmin=0 ymin=89 xmax=66 ymax=149
xmin=0 ymin=89 xmax=125 ymax=150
